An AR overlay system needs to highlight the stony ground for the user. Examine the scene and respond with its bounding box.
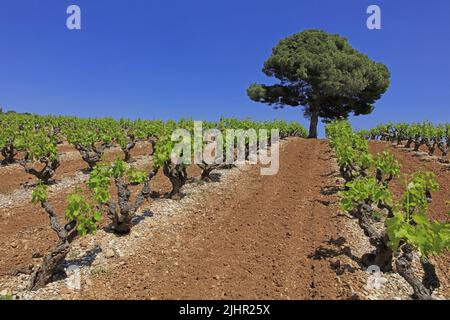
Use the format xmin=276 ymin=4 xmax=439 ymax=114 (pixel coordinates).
xmin=0 ymin=138 xmax=448 ymax=300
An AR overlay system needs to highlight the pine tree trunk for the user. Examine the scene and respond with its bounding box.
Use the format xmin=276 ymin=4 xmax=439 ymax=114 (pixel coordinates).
xmin=308 ymin=111 xmax=319 ymax=139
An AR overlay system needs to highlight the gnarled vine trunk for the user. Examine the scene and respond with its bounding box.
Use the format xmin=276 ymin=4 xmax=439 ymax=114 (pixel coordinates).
xmin=198 ymin=162 xmax=219 ymax=182
xmin=413 ymin=137 xmax=423 ymax=152
xmin=122 ymin=135 xmax=137 ymax=163
xmin=76 ymin=143 xmax=110 ymax=170
xmin=376 ymin=169 xmax=393 ymax=186
xmin=29 ymin=241 xmax=70 ymax=291
xmin=405 ymin=138 xmax=414 ymax=149
xmin=122 ymin=142 xmax=136 ymax=163
xmin=354 ymin=204 xmax=393 ymax=272
xmin=424 ymin=139 xmax=437 ymax=156
xmin=21 ymin=158 xmax=60 ymax=184
xmin=395 ymin=244 xmax=432 ymax=300
xmin=106 ymin=169 xmax=158 ymax=234
xmin=28 ymin=202 xmax=75 ymax=291
xmin=163 ymin=162 xmax=187 ymax=200
xmin=149 ymin=137 xmax=157 ymax=156
xmin=1 ymin=144 xmax=17 ymax=165
xmin=437 ymin=142 xmax=449 ymax=163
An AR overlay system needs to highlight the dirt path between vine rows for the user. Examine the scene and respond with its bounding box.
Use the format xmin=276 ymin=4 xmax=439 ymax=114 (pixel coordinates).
xmin=79 ymin=138 xmax=351 ymax=300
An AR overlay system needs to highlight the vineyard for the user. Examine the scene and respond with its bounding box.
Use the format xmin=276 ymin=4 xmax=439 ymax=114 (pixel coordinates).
xmin=0 ymin=112 xmax=309 ymax=295
xmin=327 ymin=121 xmax=449 ymax=300
xmin=0 ymin=112 xmax=448 ymax=300
xmin=361 ymin=122 xmax=450 ymax=161
xmin=3 ymin=0 xmax=450 ymax=307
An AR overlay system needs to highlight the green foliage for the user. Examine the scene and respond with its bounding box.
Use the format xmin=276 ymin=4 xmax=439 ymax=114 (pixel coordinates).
xmin=87 ymin=165 xmax=112 ymax=204
xmin=87 ymin=160 xmax=149 ymax=203
xmin=111 ymin=159 xmax=126 ymax=178
xmin=326 ymin=120 xmax=372 ymax=175
xmin=116 ymin=118 xmax=149 ymax=149
xmin=340 ymin=177 xmax=392 ymax=212
xmin=32 ymin=183 xmax=48 ymax=203
xmin=374 ymin=151 xmax=401 ymax=180
xmin=386 ymin=208 xmax=450 ymax=257
xmin=329 ymin=119 xmax=450 ymax=260
xmin=64 ymin=118 xmax=115 ymax=148
xmin=1 ymin=113 xmax=308 ymax=169
xmin=403 ymin=172 xmax=439 ymax=211
xmin=128 ymin=167 xmax=147 ymax=184
xmin=152 ymin=134 xmax=177 ymax=168
xmin=20 ymin=129 xmax=58 ymax=162
xmin=386 ymin=173 xmax=449 ymax=257
xmin=248 ymin=29 xmax=390 ymax=134
xmin=327 ymin=121 xmax=401 ymax=185
xmin=65 ymin=193 xmax=101 ymax=236
xmin=368 ymin=121 xmax=450 ymax=158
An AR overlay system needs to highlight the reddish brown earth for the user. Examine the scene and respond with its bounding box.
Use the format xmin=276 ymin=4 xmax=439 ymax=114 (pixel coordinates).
xmin=78 ymin=139 xmax=348 ymax=299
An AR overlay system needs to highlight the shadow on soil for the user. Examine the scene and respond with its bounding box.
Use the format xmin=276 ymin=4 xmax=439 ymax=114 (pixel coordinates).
xmin=131 ymin=210 xmax=154 ymax=226
xmin=320 ymin=185 xmax=344 ymax=196
xmin=321 ymin=170 xmax=340 ymax=178
xmin=309 ymin=236 xmax=362 ymax=276
xmin=189 ymin=172 xmax=223 ymax=185
xmin=313 ymin=199 xmax=335 ymax=207
xmin=102 ymin=210 xmax=155 ymax=234
xmin=48 ymin=246 xmax=103 ymax=283
xmin=21 ymin=179 xmax=59 ymax=189
xmin=62 ymin=246 xmax=102 ymax=269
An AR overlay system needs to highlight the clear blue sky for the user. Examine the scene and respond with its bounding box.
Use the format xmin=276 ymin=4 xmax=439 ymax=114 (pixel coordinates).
xmin=1 ymin=0 xmax=449 ymax=136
